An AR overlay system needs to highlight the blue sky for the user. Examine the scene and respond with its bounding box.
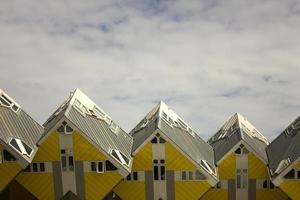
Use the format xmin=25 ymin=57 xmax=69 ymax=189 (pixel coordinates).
xmin=0 ymin=0 xmax=299 ymax=140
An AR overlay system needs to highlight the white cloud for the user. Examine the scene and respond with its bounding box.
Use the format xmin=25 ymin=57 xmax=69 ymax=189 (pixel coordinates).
xmin=0 ymin=0 xmax=299 ymax=141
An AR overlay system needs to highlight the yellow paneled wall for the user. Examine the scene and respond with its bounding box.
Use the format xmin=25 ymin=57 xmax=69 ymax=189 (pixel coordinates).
xmin=218 ymin=153 xmax=236 ymax=180
xmin=175 ymin=181 xmax=210 ymax=200
xmin=0 ymin=162 xmax=21 ymax=191
xmin=248 ymin=152 xmax=269 ymax=179
xmin=256 ymin=188 xmax=288 ymax=200
xmin=165 ymin=143 xmax=197 ymax=171
xmin=84 ymin=172 xmax=122 ymax=200
xmin=33 ymin=132 xmax=60 ymax=162
xmin=73 ymin=132 xmax=107 ymax=161
xmin=132 ymin=142 xmax=152 ymax=171
xmin=279 ymin=161 xmax=300 ymax=200
xmin=200 ymin=189 xmax=228 ymax=200
xmin=15 ymin=173 xmax=54 ymax=200
xmin=114 ymin=181 xmax=145 ymax=200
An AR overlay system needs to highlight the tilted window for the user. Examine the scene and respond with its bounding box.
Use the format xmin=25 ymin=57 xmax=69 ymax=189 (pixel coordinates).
xmin=9 ymin=138 xmax=33 ymax=157
xmin=61 ymin=149 xmax=74 ymax=171
xmin=151 ymin=133 xmax=166 ymax=144
xmin=153 ymin=159 xmax=165 ymax=181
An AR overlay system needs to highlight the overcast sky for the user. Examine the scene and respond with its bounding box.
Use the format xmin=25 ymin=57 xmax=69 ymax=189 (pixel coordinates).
xmin=1 ymin=0 xmax=299 ymax=141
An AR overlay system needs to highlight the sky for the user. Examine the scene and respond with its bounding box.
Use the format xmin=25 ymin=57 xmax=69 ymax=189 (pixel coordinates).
xmin=0 ymin=0 xmax=300 ymax=141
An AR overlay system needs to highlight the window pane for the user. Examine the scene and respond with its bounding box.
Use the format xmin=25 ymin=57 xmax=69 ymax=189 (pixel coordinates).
xmin=9 ymin=139 xmax=21 ymax=153
xmin=0 ymin=96 xmax=10 ymax=106
xmin=270 ymin=181 xmax=275 ymax=189
xmin=189 ymin=171 xmax=193 ymax=180
xmin=57 ymin=126 xmax=65 ymax=133
xmin=126 ymin=174 xmax=131 ymax=180
xmin=154 ymin=166 xmax=159 ymax=180
xmin=97 ymin=162 xmax=103 ymax=172
xmin=235 ymin=148 xmax=241 ymax=154
xmin=263 ymin=180 xmax=268 ymax=188
xmin=237 ymin=175 xmax=241 ymax=188
xmin=133 ymin=172 xmax=138 ymax=180
xmin=242 ymin=174 xmax=248 ymax=188
xmin=40 ymin=163 xmax=45 ymax=172
xmin=298 ymin=171 xmax=300 ymax=179
xmin=69 ymin=156 xmax=74 ymax=171
xmin=91 ymin=162 xmax=96 ymax=171
xmin=24 ymin=165 xmax=31 ymax=172
xmin=106 ymin=160 xmax=117 ymax=171
xmin=195 ymin=170 xmax=205 ymax=180
xmin=161 ymin=166 xmax=165 ymax=180
xmin=151 ymin=137 xmax=158 ymax=144
xmin=66 ymin=125 xmax=73 ymax=133
xmin=284 ymin=169 xmax=295 ymax=179
xmin=3 ymin=150 xmax=16 ymax=161
xmin=153 ymin=160 xmax=158 ymax=164
xmin=33 ymin=163 xmax=38 ymax=172
xmin=159 ymin=137 xmax=166 ymax=144
xmin=182 ymin=171 xmax=187 ymax=180
xmin=61 ymin=156 xmax=67 ymax=171
xmin=21 ymin=141 xmax=33 ymax=156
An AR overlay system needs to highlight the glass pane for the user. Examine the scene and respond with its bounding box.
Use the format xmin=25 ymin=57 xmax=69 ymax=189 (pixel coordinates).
xmin=242 ymin=174 xmax=248 ymax=188
xmin=24 ymin=165 xmax=31 ymax=172
xmin=284 ymin=169 xmax=295 ymax=179
xmin=12 ymin=104 xmax=19 ymax=112
xmin=182 ymin=171 xmax=187 ymax=180
xmin=40 ymin=163 xmax=45 ymax=172
xmin=195 ymin=170 xmax=204 ymax=180
xmin=161 ymin=166 xmax=165 ymax=180
xmin=9 ymin=139 xmax=21 ymax=153
xmin=3 ymin=150 xmax=16 ymax=161
xmin=106 ymin=160 xmax=117 ymax=171
xmin=126 ymin=174 xmax=131 ymax=180
xmin=33 ymin=163 xmax=38 ymax=172
xmin=189 ymin=171 xmax=193 ymax=180
xmin=66 ymin=125 xmax=73 ymax=133
xmin=97 ymin=162 xmax=103 ymax=172
xmin=154 ymin=166 xmax=159 ymax=180
xmin=133 ymin=172 xmax=138 ymax=180
xmin=263 ymin=180 xmax=268 ymax=188
xmin=151 ymin=137 xmax=158 ymax=144
xmin=69 ymin=156 xmax=74 ymax=171
xmin=21 ymin=141 xmax=33 ymax=156
xmin=91 ymin=162 xmax=97 ymax=171
xmin=159 ymin=137 xmax=166 ymax=144
xmin=61 ymin=156 xmax=67 ymax=171
xmin=237 ymin=175 xmax=241 ymax=188
xmin=57 ymin=126 xmax=65 ymax=133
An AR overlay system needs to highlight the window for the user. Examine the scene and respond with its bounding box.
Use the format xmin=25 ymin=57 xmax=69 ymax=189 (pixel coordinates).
xmin=9 ymin=138 xmax=33 ymax=157
xmin=25 ymin=163 xmax=46 ymax=173
xmin=105 ymin=160 xmax=117 ymax=171
xmin=90 ymin=161 xmax=104 ymax=173
xmin=111 ymin=149 xmax=130 ymax=166
xmin=200 ymin=160 xmax=215 ymax=174
xmin=61 ymin=149 xmax=74 ymax=171
xmin=126 ymin=172 xmax=139 ymax=181
xmin=181 ymin=170 xmax=206 ymax=181
xmin=110 ymin=122 xmax=119 ymax=134
xmin=3 ymin=149 xmax=16 ymax=161
xmin=263 ymin=180 xmax=275 ymax=189
xmin=214 ymin=181 xmax=221 ymax=189
xmin=153 ymin=159 xmax=165 ymax=181
xmin=284 ymin=169 xmax=295 ymax=179
xmin=0 ymin=93 xmax=20 ymax=113
xmin=195 ymin=170 xmax=206 ymax=180
xmin=235 ymin=144 xmax=249 ymax=155
xmin=151 ymin=133 xmax=166 ymax=144
xmin=57 ymin=121 xmax=73 ymax=134
xmin=181 ymin=171 xmax=187 ymax=180
xmin=236 ymin=169 xmax=248 ymax=189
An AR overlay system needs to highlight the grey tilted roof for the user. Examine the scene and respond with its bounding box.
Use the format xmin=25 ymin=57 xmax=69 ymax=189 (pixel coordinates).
xmin=208 ymin=113 xmax=269 ymax=164
xmin=0 ymin=105 xmax=43 ymax=164
xmin=267 ymin=116 xmax=300 ymax=177
xmin=131 ymin=101 xmax=215 ymax=171
xmin=42 ymin=89 xmax=133 ymax=170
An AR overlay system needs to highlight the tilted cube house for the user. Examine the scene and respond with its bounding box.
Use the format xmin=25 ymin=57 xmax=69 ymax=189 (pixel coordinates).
xmin=0 ymin=88 xmax=298 ymax=200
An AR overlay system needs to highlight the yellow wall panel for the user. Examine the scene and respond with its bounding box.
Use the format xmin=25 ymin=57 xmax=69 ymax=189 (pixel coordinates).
xmin=84 ymin=172 xmax=122 ymax=200
xmin=73 ymin=132 xmax=107 ymax=161
xmin=0 ymin=162 xmax=21 ymax=191
xmin=114 ymin=181 xmax=145 ymax=200
xmin=15 ymin=173 xmax=54 ymax=200
xmin=248 ymin=152 xmax=269 ymax=179
xmin=294 ymin=160 xmax=300 ymax=170
xmin=132 ymin=142 xmax=152 ymax=171
xmin=165 ymin=143 xmax=197 ymax=171
xmin=218 ymin=153 xmax=236 ymax=180
xmin=34 ymin=132 xmax=60 ymax=162
xmin=280 ymin=180 xmax=300 ymax=200
xmin=175 ymin=181 xmax=210 ymax=200
xmin=256 ymin=188 xmax=288 ymax=200
xmin=200 ymin=189 xmax=228 ymax=200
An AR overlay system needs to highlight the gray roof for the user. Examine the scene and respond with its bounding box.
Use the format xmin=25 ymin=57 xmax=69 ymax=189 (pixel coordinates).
xmin=267 ymin=116 xmax=300 ymax=177
xmin=0 ymin=105 xmax=43 ymax=164
xmin=131 ymin=102 xmax=215 ymax=171
xmin=42 ymin=89 xmax=133 ymax=170
xmin=208 ymin=113 xmax=269 ymax=164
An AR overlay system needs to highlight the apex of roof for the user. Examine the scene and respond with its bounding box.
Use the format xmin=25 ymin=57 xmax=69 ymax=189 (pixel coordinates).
xmin=0 ymin=88 xmax=43 ymax=166
xmin=208 ymin=112 xmax=269 ymax=164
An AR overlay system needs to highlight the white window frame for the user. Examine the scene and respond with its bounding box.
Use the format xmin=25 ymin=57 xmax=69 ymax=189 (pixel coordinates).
xmin=153 ymin=159 xmax=165 ymax=181
xmin=111 ymin=149 xmax=130 ymax=166
xmin=0 ymin=93 xmax=20 ymax=113
xmin=90 ymin=161 xmax=104 ymax=173
xmin=9 ymin=138 xmax=33 ymax=157
xmin=61 ymin=149 xmax=74 ymax=172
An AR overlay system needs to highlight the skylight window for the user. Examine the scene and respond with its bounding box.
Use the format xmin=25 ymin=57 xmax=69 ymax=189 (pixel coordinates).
xmin=93 ymin=106 xmax=105 ymax=119
xmin=111 ymin=149 xmax=130 ymax=166
xmin=110 ymin=122 xmax=118 ymax=134
xmin=9 ymin=138 xmax=33 ymax=157
xmin=0 ymin=93 xmax=20 ymax=113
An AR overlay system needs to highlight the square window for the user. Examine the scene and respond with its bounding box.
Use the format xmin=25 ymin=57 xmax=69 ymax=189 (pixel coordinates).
xmin=33 ymin=163 xmax=38 ymax=172
xmin=91 ymin=162 xmax=97 ymax=171
xmin=40 ymin=163 xmax=45 ymax=172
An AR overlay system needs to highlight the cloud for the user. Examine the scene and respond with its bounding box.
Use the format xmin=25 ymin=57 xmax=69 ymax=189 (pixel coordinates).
xmin=0 ymin=0 xmax=299 ymax=141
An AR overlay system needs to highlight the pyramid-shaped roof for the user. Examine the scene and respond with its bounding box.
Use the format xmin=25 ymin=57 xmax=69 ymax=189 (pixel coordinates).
xmin=267 ymin=115 xmax=300 ymax=178
xmin=130 ymin=101 xmax=217 ymax=183
xmin=0 ymin=89 xmax=43 ymax=166
xmin=41 ymin=88 xmax=133 ymax=173
xmin=208 ymin=113 xmax=269 ymax=164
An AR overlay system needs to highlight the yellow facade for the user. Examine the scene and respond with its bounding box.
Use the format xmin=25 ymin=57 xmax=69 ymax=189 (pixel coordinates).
xmin=175 ymin=181 xmax=211 ymax=200
xmin=0 ymin=161 xmax=22 ymax=191
xmin=33 ymin=132 xmax=60 ymax=162
xmin=200 ymin=189 xmax=227 ymax=200
xmin=218 ymin=153 xmax=236 ymax=180
xmin=248 ymin=152 xmax=269 ymax=179
xmin=73 ymin=132 xmax=123 ymax=200
xmin=131 ymin=142 xmax=152 ymax=171
xmin=279 ymin=161 xmax=300 ymax=200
